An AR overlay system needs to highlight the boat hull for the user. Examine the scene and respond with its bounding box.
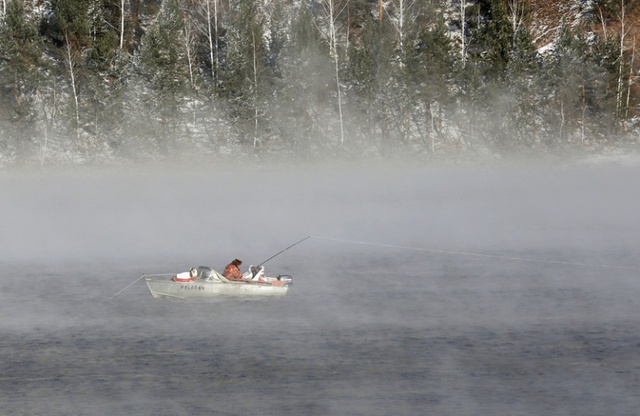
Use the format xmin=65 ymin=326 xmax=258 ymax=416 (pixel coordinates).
xmin=144 ymin=277 xmax=289 ymax=298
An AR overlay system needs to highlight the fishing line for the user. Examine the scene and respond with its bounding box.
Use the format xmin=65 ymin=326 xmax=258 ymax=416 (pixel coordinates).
xmin=311 ymin=236 xmax=640 ymax=272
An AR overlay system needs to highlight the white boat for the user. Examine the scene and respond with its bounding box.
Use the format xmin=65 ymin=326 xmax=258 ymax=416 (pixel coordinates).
xmin=143 ymin=265 xmax=293 ymax=299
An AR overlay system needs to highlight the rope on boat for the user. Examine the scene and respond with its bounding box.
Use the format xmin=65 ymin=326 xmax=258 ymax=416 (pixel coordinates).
xmin=110 ymin=273 xmax=177 ymax=299
xmin=311 ymin=236 xmax=640 ymax=272
xmin=110 ymin=275 xmax=145 ymax=299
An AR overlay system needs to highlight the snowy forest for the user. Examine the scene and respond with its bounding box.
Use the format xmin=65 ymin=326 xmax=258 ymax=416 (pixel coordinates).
xmin=1 ymin=0 xmax=639 ymax=164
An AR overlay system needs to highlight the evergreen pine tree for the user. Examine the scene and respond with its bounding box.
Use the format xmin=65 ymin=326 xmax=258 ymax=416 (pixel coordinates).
xmin=404 ymin=13 xmax=455 ymax=154
xmin=0 ymin=0 xmax=44 ymax=157
xmin=346 ymin=12 xmax=396 ymax=154
xmin=83 ymin=0 xmax=121 ymax=153
xmin=473 ymin=0 xmax=513 ymax=80
xmin=218 ymin=0 xmax=274 ymax=152
xmin=274 ymin=0 xmax=333 ymax=157
xmin=541 ymin=20 xmax=586 ymax=144
xmin=138 ymin=0 xmax=192 ymax=154
xmin=584 ymin=30 xmax=619 ymax=141
xmin=503 ymin=1 xmax=541 ymax=148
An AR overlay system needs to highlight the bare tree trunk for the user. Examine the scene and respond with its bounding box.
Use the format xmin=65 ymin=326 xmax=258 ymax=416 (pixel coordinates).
xmin=616 ymin=0 xmax=627 ymax=122
xmin=39 ymin=90 xmax=50 ymax=166
xmin=195 ymin=0 xmax=220 ymax=127
xmin=204 ymin=0 xmax=219 ymax=86
xmin=119 ymin=0 xmax=125 ymax=49
xmin=346 ymin=8 xmax=350 ymax=56
xmin=398 ymin=0 xmax=404 ymax=51
xmin=183 ymin=17 xmax=197 ymax=129
xmin=327 ymin=0 xmax=345 ymax=146
xmin=40 ymin=77 xmax=62 ymax=164
xmin=581 ymin=82 xmax=586 ymax=143
xmin=559 ymin=99 xmax=565 ymax=142
xmin=626 ymin=36 xmax=636 ymax=119
xmin=507 ymin=0 xmax=526 ymax=48
xmin=205 ymin=0 xmax=215 ymax=80
xmin=41 ymin=126 xmax=49 ymax=166
xmin=252 ymin=31 xmax=259 ymax=148
xmin=213 ymin=0 xmax=219 ymax=86
xmin=183 ymin=26 xmax=195 ymax=87
xmin=428 ymin=101 xmax=435 ymax=153
xmin=333 ymin=50 xmax=345 ymax=147
xmin=598 ymin=6 xmax=607 ymax=38
xmin=460 ymin=0 xmax=468 ymax=67
xmin=387 ymin=0 xmax=408 ymax=61
xmin=64 ymin=32 xmax=81 ymax=146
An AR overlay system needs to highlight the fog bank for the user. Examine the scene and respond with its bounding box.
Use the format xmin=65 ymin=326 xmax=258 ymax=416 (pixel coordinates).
xmin=1 ymin=162 xmax=639 ymax=267
xmin=1 ymin=161 xmax=640 ymax=416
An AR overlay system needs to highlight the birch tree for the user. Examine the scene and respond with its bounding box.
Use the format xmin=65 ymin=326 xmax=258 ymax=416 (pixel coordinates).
xmin=320 ymin=0 xmax=346 ymax=146
xmin=119 ymin=0 xmax=125 ymax=49
xmin=64 ymin=31 xmax=81 ymax=145
xmin=42 ymin=0 xmax=94 ymax=149
xmin=192 ymin=0 xmax=220 ymax=86
xmin=181 ymin=13 xmax=200 ymax=130
xmin=219 ymin=0 xmax=273 ymax=150
xmin=615 ymin=0 xmax=630 ymax=122
xmin=625 ymin=36 xmax=636 ymax=118
xmin=251 ymin=30 xmax=259 ymax=147
xmin=457 ymin=0 xmax=471 ymax=67
xmin=506 ymin=0 xmax=527 ymax=49
xmin=386 ymin=0 xmax=419 ymax=56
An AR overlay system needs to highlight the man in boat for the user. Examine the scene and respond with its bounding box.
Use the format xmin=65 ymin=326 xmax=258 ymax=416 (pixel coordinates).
xmin=223 ymin=259 xmax=244 ymax=281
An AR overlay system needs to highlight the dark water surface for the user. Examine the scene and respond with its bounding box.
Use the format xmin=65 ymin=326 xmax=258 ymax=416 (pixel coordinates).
xmin=1 ymin=163 xmax=639 ymax=415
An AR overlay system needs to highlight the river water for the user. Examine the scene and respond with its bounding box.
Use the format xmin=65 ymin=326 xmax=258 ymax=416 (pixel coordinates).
xmin=1 ymin=162 xmax=639 ymax=415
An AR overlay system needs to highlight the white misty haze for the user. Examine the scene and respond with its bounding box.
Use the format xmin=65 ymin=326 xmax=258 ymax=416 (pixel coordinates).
xmin=0 ymin=162 xmax=639 ymax=267
xmin=1 ymin=161 xmax=640 ymax=416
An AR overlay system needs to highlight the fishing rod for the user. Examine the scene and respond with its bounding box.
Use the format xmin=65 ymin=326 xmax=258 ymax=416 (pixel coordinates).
xmin=257 ymin=236 xmax=311 ymax=267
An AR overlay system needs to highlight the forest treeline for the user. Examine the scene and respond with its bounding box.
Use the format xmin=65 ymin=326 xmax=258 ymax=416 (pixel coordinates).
xmin=0 ymin=0 xmax=638 ymax=163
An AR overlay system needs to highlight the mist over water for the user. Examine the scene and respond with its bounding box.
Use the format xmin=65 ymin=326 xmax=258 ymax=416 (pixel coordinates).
xmin=1 ymin=161 xmax=639 ymax=415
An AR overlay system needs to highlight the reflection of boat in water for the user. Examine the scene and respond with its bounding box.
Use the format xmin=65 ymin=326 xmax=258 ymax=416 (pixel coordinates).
xmin=143 ymin=266 xmax=293 ymax=299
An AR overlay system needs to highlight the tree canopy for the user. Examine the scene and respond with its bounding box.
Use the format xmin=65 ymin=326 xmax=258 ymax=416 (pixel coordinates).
xmin=0 ymin=0 xmax=637 ymax=164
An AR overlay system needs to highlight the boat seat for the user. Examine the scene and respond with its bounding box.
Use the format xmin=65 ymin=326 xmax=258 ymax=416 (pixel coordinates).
xmin=197 ymin=266 xmax=213 ymax=279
